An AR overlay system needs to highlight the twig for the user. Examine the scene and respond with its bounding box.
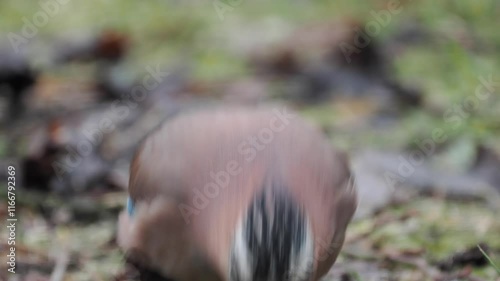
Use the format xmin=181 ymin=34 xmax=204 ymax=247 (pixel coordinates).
xmin=477 ymin=244 xmax=500 ymax=274
xmin=50 ymin=248 xmax=70 ymax=281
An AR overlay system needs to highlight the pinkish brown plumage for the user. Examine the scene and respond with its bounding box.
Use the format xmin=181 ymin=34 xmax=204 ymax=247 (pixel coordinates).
xmin=118 ymin=107 xmax=357 ymax=281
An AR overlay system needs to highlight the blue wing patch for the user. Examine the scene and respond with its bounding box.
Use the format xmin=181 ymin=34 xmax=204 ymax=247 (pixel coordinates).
xmin=127 ymin=197 xmax=136 ymax=217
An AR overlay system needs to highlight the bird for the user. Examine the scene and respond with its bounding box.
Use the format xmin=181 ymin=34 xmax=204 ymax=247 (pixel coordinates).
xmin=117 ymin=107 xmax=357 ymax=281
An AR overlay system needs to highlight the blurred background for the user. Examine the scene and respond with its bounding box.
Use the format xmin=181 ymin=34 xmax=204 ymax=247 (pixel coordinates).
xmin=0 ymin=0 xmax=499 ymax=280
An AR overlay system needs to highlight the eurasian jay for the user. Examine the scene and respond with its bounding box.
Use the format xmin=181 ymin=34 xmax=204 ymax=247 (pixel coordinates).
xmin=118 ymin=107 xmax=357 ymax=281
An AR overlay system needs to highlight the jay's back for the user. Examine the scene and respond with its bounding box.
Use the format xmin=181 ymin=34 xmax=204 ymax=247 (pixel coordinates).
xmin=119 ymin=107 xmax=357 ymax=281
